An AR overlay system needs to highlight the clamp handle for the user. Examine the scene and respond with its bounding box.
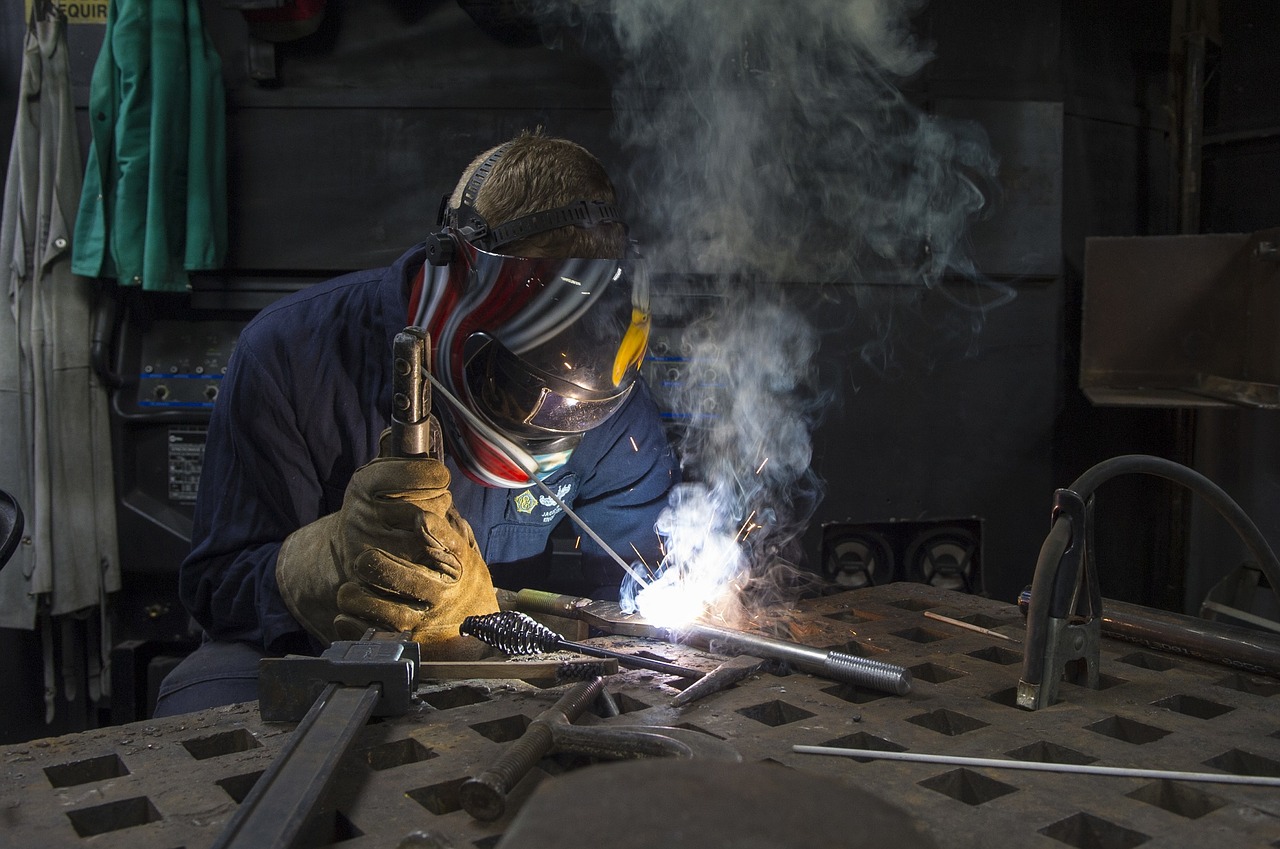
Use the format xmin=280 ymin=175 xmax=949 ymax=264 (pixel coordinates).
xmin=390 ymin=327 xmax=442 ymax=459
xmin=1017 ymin=488 xmax=1102 ymax=710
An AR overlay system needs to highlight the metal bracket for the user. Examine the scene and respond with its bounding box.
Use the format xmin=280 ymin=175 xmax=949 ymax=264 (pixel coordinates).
xmin=259 ymin=633 xmax=420 ymax=722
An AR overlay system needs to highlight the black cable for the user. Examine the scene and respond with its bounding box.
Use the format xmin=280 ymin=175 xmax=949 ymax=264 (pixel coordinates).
xmin=1067 ymin=454 xmax=1280 ymax=612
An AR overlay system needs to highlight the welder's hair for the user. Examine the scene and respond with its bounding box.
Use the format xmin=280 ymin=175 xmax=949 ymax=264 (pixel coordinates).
xmin=450 ymin=130 xmax=628 ymax=259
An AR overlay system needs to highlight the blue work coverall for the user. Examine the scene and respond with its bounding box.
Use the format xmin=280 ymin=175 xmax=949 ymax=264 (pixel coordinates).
xmin=155 ymin=244 xmax=678 ymax=714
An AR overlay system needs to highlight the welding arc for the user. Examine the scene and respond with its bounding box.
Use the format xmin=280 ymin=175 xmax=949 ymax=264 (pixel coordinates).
xmin=420 ymin=368 xmax=650 ymax=588
xmin=461 ymin=611 xmax=702 ymax=679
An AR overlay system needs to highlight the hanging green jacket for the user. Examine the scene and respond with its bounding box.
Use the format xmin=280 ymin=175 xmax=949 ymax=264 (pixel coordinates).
xmin=72 ymin=0 xmax=227 ymax=291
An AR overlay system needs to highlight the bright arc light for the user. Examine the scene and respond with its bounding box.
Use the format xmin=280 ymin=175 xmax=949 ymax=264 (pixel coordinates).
xmin=632 ymin=516 xmax=746 ymax=628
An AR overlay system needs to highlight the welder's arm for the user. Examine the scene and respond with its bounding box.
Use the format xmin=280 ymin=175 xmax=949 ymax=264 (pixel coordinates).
xmin=276 ymin=443 xmax=499 ymax=657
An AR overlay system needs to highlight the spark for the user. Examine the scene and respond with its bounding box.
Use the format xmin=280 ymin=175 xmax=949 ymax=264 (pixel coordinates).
xmin=574 ymin=536 xmax=581 ymax=549
xmin=755 ymin=457 xmax=770 ymax=475
xmin=735 ymin=510 xmax=757 ymax=541
xmin=629 ymin=436 xmax=639 ymax=452
xmin=629 ymin=542 xmax=650 ymax=570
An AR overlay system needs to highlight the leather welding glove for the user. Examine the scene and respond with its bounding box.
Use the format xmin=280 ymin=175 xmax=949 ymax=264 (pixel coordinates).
xmin=276 ymin=439 xmax=499 ymax=659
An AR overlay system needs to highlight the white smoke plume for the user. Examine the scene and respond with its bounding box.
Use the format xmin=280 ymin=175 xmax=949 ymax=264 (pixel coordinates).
xmin=628 ymin=290 xmax=830 ymax=624
xmin=524 ymin=0 xmax=1002 ymax=623
xmin=531 ymin=0 xmax=996 ymax=285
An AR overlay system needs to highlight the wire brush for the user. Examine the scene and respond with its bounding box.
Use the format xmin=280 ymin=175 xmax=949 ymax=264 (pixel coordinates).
xmin=460 ymin=610 xmax=702 ymax=679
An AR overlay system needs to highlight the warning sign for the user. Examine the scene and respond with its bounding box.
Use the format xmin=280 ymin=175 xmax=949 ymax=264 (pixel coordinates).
xmin=23 ymin=2 xmax=108 ymax=24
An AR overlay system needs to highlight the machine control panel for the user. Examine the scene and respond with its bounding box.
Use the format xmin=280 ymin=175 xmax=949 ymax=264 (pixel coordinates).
xmin=134 ymin=320 xmax=242 ymax=409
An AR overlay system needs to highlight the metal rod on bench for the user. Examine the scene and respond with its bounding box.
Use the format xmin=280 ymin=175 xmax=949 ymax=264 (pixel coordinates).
xmin=211 ymin=684 xmax=380 ymax=849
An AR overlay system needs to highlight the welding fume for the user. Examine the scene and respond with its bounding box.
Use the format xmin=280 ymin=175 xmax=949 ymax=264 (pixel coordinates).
xmin=538 ymin=0 xmax=1005 ymax=629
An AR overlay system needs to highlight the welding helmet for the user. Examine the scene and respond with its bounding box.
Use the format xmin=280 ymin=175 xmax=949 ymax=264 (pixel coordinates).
xmin=413 ymin=159 xmax=650 ymax=488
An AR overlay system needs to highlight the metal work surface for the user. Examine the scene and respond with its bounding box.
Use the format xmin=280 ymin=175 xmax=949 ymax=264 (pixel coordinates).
xmin=3 ymin=584 xmax=1279 ymax=848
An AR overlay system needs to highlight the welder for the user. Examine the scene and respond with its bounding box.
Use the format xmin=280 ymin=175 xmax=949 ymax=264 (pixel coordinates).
xmin=154 ymin=131 xmax=678 ymax=715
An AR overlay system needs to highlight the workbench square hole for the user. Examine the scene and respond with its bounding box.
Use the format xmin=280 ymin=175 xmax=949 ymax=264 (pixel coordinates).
xmin=967 ymin=645 xmax=1021 ymax=665
xmin=888 ymin=598 xmax=935 ymax=611
xmin=44 ymin=753 xmax=129 ymax=787
xmin=1085 ymin=715 xmax=1171 ymax=745
xmin=1126 ymin=779 xmax=1226 ymax=819
xmin=1213 ymin=673 xmax=1280 ymax=697
xmin=470 ymin=714 xmax=532 ymax=742
xmin=1038 ymin=811 xmax=1149 ymax=849
xmin=65 ymin=796 xmax=161 ymax=837
xmin=821 ymin=682 xmax=888 ymax=704
xmin=323 ymin=810 xmax=362 ymax=843
xmin=295 ymin=810 xmax=363 ymax=844
xmin=216 ymin=770 xmax=264 ymax=803
xmin=823 ymin=609 xmax=881 ymax=624
xmin=675 ymin=722 xmax=726 ymax=739
xmin=891 ymin=626 xmax=950 ymax=644
xmin=1202 ymin=748 xmax=1280 ymax=777
xmin=406 ymin=776 xmax=468 ymax=815
xmin=422 ymin=685 xmax=492 ymax=710
xmin=906 ymin=708 xmax=989 ymax=736
xmin=608 ymin=693 xmax=650 ymax=714
xmin=918 ymin=767 xmax=1018 ymax=805
xmin=737 ymin=700 xmax=816 ymax=727
xmin=473 ymin=836 xmax=502 ymax=848
xmin=819 ymin=731 xmax=906 ymax=762
xmin=910 ymin=662 xmax=966 ymax=684
xmin=958 ymin=613 xmax=1009 ymax=630
xmin=1061 ymin=672 xmax=1126 ymax=691
xmin=1005 ymin=740 xmax=1096 ymax=765
xmin=181 ymin=728 xmax=262 ymax=760
xmin=1151 ymin=694 xmax=1234 ymax=720
xmin=1116 ymin=651 xmax=1177 ymax=672
xmin=364 ymin=737 xmax=437 ymax=770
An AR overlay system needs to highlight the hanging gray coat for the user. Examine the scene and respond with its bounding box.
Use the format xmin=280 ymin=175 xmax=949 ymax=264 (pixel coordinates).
xmin=0 ymin=14 xmax=120 ymax=716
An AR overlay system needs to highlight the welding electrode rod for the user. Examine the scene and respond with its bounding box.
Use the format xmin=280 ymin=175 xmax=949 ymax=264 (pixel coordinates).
xmin=793 ymin=745 xmax=1280 ymax=788
xmin=460 ymin=677 xmax=605 ymax=822
xmin=677 ymin=622 xmax=913 ymax=696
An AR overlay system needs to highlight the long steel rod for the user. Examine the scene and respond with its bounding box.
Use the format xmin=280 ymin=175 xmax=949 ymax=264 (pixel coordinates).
xmin=794 ymin=745 xmax=1280 ymax=788
xmin=678 ymin=622 xmax=912 ymax=696
xmin=211 ymin=684 xmax=380 ymax=849
xmin=1018 ymin=591 xmax=1280 ymax=676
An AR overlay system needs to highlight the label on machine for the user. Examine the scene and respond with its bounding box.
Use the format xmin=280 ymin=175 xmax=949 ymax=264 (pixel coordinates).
xmin=167 ymin=427 xmax=208 ymax=504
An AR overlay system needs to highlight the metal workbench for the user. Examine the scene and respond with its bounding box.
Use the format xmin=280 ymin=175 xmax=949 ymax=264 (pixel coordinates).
xmin=3 ymin=584 xmax=1278 ymax=847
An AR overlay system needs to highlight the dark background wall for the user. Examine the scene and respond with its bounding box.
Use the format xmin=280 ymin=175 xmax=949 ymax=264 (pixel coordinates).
xmin=1 ymin=0 xmax=1276 ymax=744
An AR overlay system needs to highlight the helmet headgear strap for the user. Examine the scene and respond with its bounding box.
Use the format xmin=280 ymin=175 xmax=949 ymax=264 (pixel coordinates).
xmin=424 ymin=142 xmax=625 ymax=265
